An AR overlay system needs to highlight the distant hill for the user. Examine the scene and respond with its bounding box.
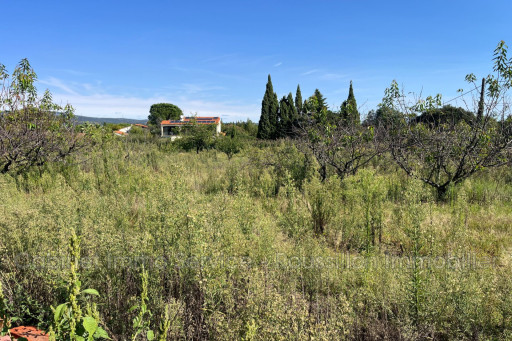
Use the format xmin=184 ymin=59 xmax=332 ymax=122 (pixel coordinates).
xmin=73 ymin=115 xmax=148 ymax=125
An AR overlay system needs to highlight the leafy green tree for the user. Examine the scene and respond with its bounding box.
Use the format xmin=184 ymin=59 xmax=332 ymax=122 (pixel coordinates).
xmin=364 ymin=106 xmax=402 ymax=128
xmin=311 ymin=89 xmax=327 ymax=114
xmin=303 ymin=89 xmax=328 ymax=123
xmin=176 ymin=120 xmax=216 ymax=153
xmin=148 ymin=103 xmax=183 ymax=126
xmin=257 ymin=75 xmax=279 ymax=139
xmin=0 ymin=59 xmax=88 ymax=175
xmin=340 ymin=81 xmax=360 ymax=126
xmin=216 ymin=134 xmax=243 ymax=159
xmin=414 ymin=104 xmax=475 ymax=127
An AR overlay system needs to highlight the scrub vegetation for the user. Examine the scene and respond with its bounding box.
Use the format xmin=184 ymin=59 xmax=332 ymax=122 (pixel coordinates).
xmin=0 ymin=42 xmax=512 ymax=340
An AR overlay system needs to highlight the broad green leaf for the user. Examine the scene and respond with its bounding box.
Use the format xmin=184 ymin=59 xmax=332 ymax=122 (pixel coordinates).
xmin=81 ymin=288 xmax=100 ymax=296
xmin=82 ymin=316 xmax=98 ymax=336
xmin=94 ymin=326 xmax=111 ymax=340
xmin=147 ymin=330 xmax=155 ymax=341
xmin=54 ymin=303 xmax=67 ymax=322
xmin=127 ymin=304 xmax=139 ymax=313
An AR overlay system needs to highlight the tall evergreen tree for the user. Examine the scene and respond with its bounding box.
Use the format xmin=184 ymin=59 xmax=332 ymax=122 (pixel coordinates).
xmin=313 ymin=89 xmax=327 ymax=113
xmin=278 ymin=96 xmax=290 ymax=138
xmin=295 ymin=85 xmax=303 ymax=115
xmin=257 ymin=75 xmax=279 ymax=139
xmin=287 ymin=92 xmax=298 ymax=134
xmin=268 ymin=92 xmax=279 ymax=139
xmin=277 ymin=93 xmax=297 ymax=138
xmin=340 ymin=81 xmax=360 ymax=126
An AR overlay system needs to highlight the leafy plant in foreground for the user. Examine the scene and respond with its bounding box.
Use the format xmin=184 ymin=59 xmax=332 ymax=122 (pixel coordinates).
xmin=48 ymin=230 xmax=109 ymax=341
xmin=129 ymin=266 xmax=154 ymax=341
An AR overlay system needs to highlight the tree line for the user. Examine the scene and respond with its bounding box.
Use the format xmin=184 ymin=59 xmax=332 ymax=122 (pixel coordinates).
xmin=257 ymin=76 xmax=360 ymax=139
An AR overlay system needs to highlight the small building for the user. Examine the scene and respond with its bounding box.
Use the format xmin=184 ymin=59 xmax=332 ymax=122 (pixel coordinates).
xmin=114 ymin=126 xmax=131 ymax=136
xmin=160 ymin=116 xmax=221 ymax=137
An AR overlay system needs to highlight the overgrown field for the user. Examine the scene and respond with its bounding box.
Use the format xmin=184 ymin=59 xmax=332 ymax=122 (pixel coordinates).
xmin=1 ymin=138 xmax=512 ymax=340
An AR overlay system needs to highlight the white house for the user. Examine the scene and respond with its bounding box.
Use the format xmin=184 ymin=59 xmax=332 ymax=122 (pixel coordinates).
xmin=160 ymin=116 xmax=221 ymax=137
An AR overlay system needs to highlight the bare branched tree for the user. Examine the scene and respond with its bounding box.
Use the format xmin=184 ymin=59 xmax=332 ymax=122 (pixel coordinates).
xmin=296 ymin=96 xmax=386 ymax=182
xmin=383 ymin=41 xmax=512 ymax=199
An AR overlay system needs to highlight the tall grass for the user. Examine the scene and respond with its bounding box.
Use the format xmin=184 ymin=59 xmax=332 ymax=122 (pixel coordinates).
xmin=0 ymin=137 xmax=511 ymax=339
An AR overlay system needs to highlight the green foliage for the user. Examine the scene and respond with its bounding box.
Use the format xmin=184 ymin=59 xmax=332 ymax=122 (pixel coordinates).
xmin=130 ymin=267 xmax=153 ymax=341
xmin=295 ymin=84 xmax=303 ymax=117
xmin=1 ymin=137 xmax=512 ymax=339
xmin=257 ymin=75 xmax=279 ymax=139
xmin=1 ymin=41 xmax=512 ymax=341
xmin=403 ymin=183 xmax=426 ymax=328
xmin=307 ymin=89 xmax=328 ymax=115
xmin=340 ymin=81 xmax=360 ymax=126
xmin=414 ymin=104 xmax=475 ymax=127
xmin=276 ymin=93 xmax=297 ymax=138
xmin=216 ymin=135 xmax=243 ymax=160
xmin=147 ymin=103 xmax=183 ymax=126
xmin=0 ymin=281 xmax=12 ymax=338
xmin=364 ymin=105 xmax=401 ymax=128
xmin=48 ymin=230 xmax=109 ymax=341
xmin=175 ymin=120 xmax=216 ymax=153
xmin=0 ymin=59 xmax=88 ymax=175
xmin=306 ymin=177 xmax=335 ymax=235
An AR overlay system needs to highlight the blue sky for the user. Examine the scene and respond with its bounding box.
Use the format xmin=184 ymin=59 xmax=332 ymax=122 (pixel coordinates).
xmin=1 ymin=0 xmax=511 ymax=122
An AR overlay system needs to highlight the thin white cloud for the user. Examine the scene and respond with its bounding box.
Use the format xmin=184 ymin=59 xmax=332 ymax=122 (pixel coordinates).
xmin=320 ymin=73 xmax=348 ymax=80
xmin=301 ymin=69 xmax=319 ymax=76
xmin=274 ymin=62 xmax=282 ymax=67
xmin=200 ymin=53 xmax=239 ymax=64
xmin=179 ymin=83 xmax=225 ymax=95
xmin=39 ymin=77 xmax=78 ymax=95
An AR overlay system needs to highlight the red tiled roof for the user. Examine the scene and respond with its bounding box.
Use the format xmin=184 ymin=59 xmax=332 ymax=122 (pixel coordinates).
xmin=161 ymin=117 xmax=220 ymax=125
xmin=134 ymin=124 xmax=148 ymax=128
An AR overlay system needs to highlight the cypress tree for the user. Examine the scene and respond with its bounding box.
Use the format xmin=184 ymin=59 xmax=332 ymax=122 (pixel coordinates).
xmin=257 ymin=75 xmax=279 ymax=139
xmin=287 ymin=92 xmax=297 ymax=135
xmin=295 ymin=84 xmax=303 ymax=115
xmin=340 ymin=81 xmax=360 ymax=126
xmin=269 ymin=93 xmax=279 ymax=139
xmin=277 ymin=93 xmax=297 ymax=138
xmin=278 ymin=96 xmax=290 ymax=138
